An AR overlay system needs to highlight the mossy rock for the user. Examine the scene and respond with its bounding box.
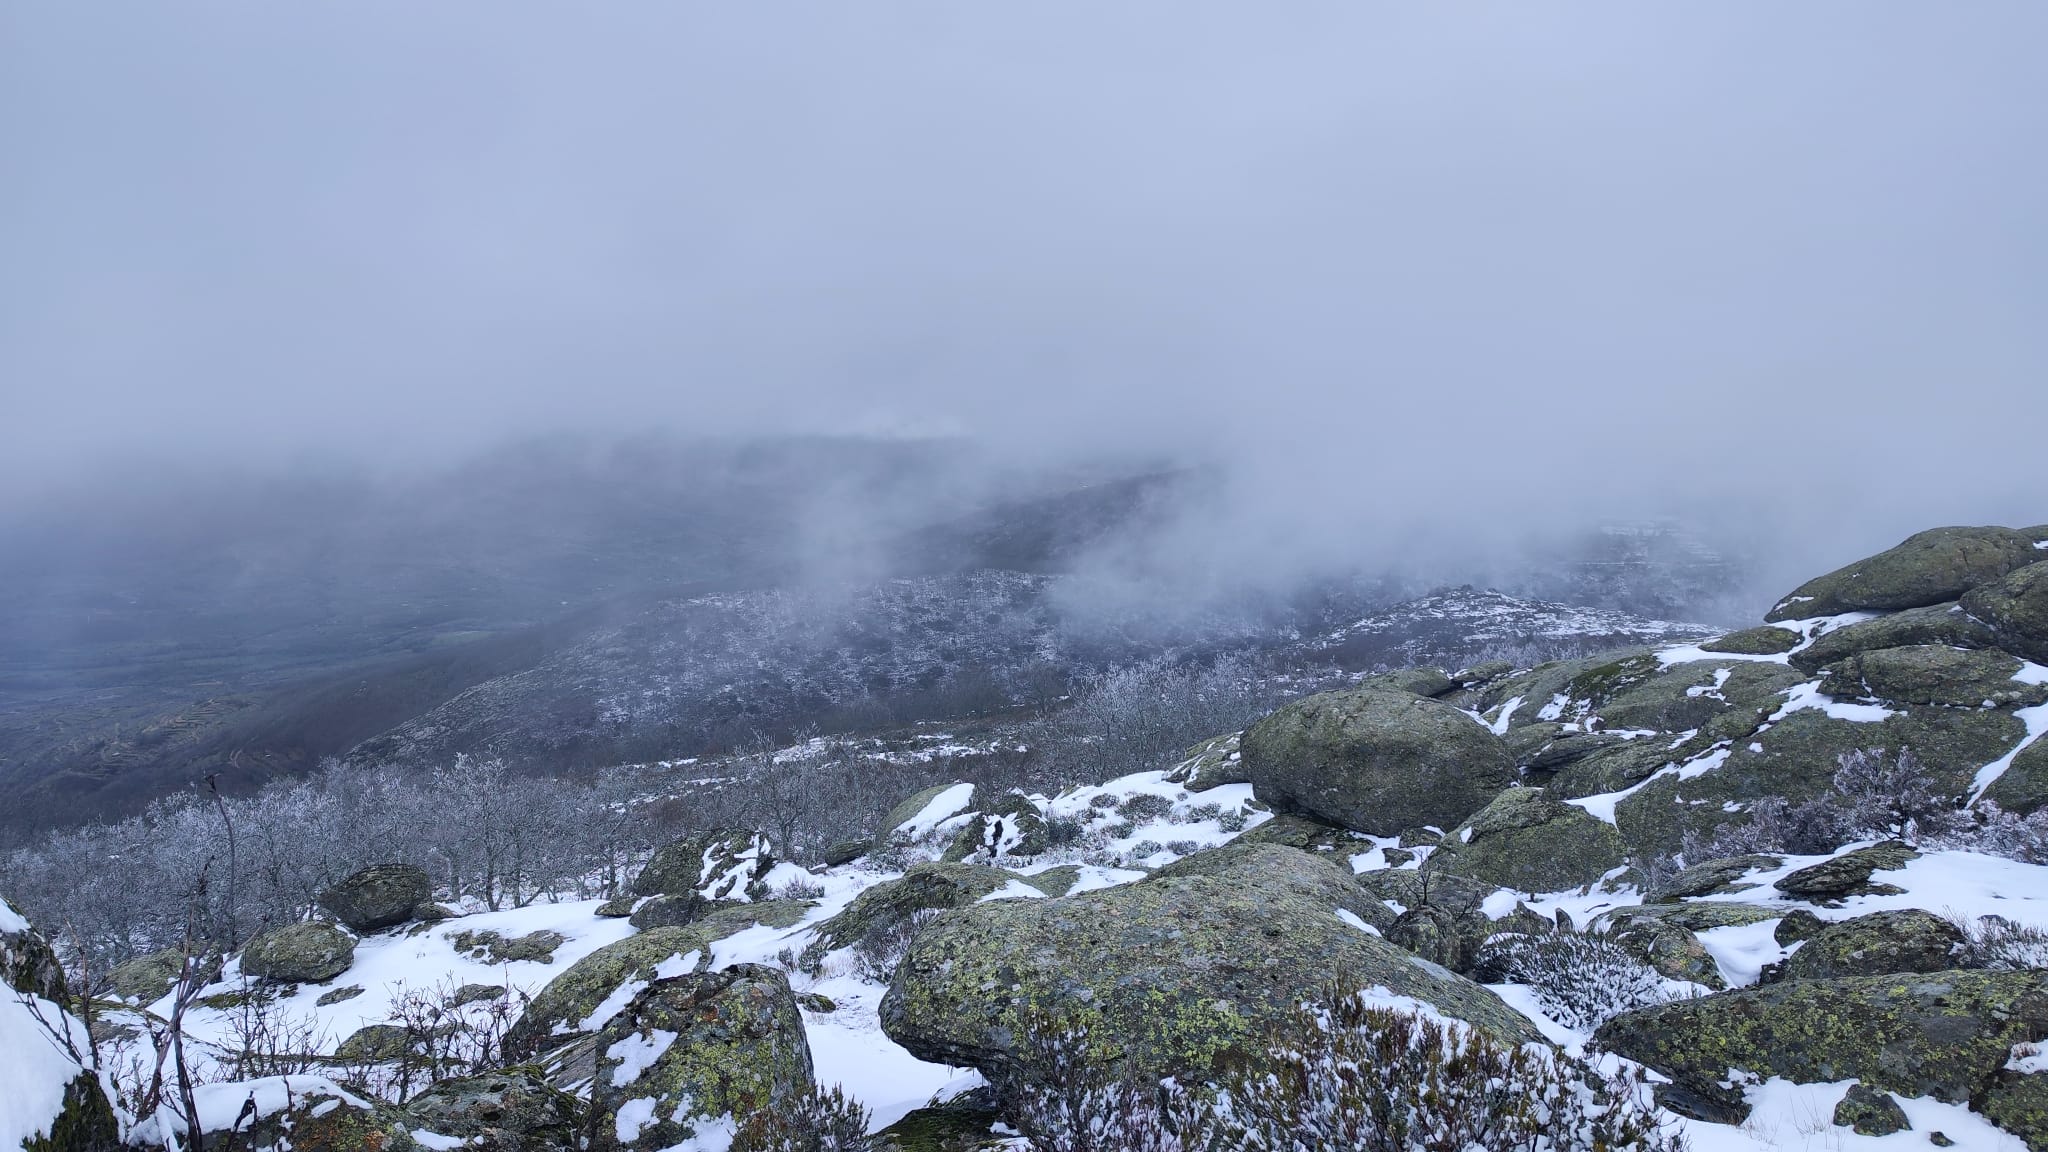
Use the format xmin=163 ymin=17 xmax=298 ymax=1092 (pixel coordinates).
xmin=1963 ymin=559 xmax=2048 ymax=664
xmin=822 ymin=839 xmax=869 ymax=867
xmin=876 ymin=784 xmax=972 ymax=849
xmin=625 ymin=894 xmax=712 ymax=931
xmin=1792 ymin=602 xmax=2003 ymax=673
xmin=941 ymin=791 xmax=1049 ymax=863
xmin=240 ymin=921 xmax=355 ymax=984
xmin=336 ymin=1022 xmax=414 ymax=1062
xmin=1820 ymin=644 xmax=2046 ymax=709
xmin=1614 ymin=708 xmax=2023 ymax=860
xmin=1357 ymin=667 xmax=1456 ymax=697
xmin=1981 ymin=1063 xmax=2048 ymax=1152
xmin=450 ymin=929 xmax=567 ymax=965
xmin=1233 ymin=812 xmax=1365 ymax=855
xmin=1468 ymin=651 xmax=1656 ymax=728
xmin=18 ymin=1069 xmax=123 ymax=1152
xmin=1148 ymin=842 xmax=1393 ymax=930
xmin=1765 ymin=526 xmax=2042 ymax=622
xmin=1384 ymin=904 xmax=1474 ymax=972
xmin=503 ymin=926 xmax=715 ymax=1060
xmin=1018 ymin=865 xmax=1081 ymax=897
xmin=1985 ymin=738 xmax=2048 ymax=817
xmin=1604 ymin=916 xmax=1725 ymax=989
xmin=1702 ymin=627 xmax=1801 ymax=655
xmin=1240 ymin=687 xmax=1515 ymax=836
xmin=587 ymin=964 xmax=813 ymax=1150
xmin=692 ymin=898 xmax=815 ymax=935
xmin=318 ymin=863 xmax=432 ymax=932
xmin=1429 ymin=788 xmax=1626 ymax=893
xmin=317 ymin=984 xmax=365 ymax=1006
xmin=1597 ymin=661 xmax=1804 ymax=735
xmin=1834 ymin=1082 xmax=1911 ymax=1135
xmin=880 ymin=843 xmax=1535 ymax=1092
xmin=1775 ymin=909 xmax=1963 ymax=981
xmin=632 ymin=830 xmax=775 ymax=902
xmin=1599 ymin=901 xmax=1784 ymax=934
xmin=1595 ymin=970 xmax=2048 ymax=1110
xmin=1644 ymin=855 xmax=1783 ymax=903
xmin=813 ymin=863 xmax=1012 ymax=951
xmin=872 ymin=1092 xmax=1005 ymax=1152
xmin=405 ymin=1066 xmax=583 ymax=1152
xmin=1164 ymin=731 xmax=1247 ymax=791
xmin=107 ymin=948 xmax=220 ymax=1003
xmin=595 ymin=895 xmax=639 ymax=918
xmin=1509 ymin=726 xmax=1631 ymax=780
xmin=1774 ymin=840 xmax=1920 ymax=901
xmin=1545 ymin=739 xmax=1679 ymax=801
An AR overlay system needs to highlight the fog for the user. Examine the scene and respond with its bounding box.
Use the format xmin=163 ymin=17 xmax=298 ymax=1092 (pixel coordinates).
xmin=5 ymin=3 xmax=2046 ymax=605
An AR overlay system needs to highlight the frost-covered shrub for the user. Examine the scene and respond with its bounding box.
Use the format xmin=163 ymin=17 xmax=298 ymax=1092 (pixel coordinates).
xmin=1009 ymin=997 xmax=1684 ymax=1152
xmin=1179 ymin=803 xmax=1221 ymax=824
xmin=1166 ymin=840 xmax=1201 ymax=856
xmin=1217 ymin=808 xmax=1248 ymax=833
xmin=1926 ymin=802 xmax=2048 ymax=865
xmin=1118 ymin=793 xmax=1176 ymax=823
xmin=731 ymin=1083 xmax=873 ymax=1151
xmin=1832 ymin=748 xmax=1956 ymax=840
xmin=1045 ymin=814 xmax=1087 ymax=848
xmin=1089 ymin=794 xmax=1120 ymax=810
xmin=1682 ymin=794 xmax=1851 ymax=861
xmin=851 ymin=907 xmax=941 ymax=984
xmin=1474 ymin=932 xmax=1681 ymax=1032
xmin=1105 ymin=821 xmax=1136 ymax=840
xmin=1950 ymin=914 xmax=2048 ymax=971
xmin=1128 ymin=840 xmax=1164 ymax=860
xmin=777 ymin=875 xmax=828 ymax=901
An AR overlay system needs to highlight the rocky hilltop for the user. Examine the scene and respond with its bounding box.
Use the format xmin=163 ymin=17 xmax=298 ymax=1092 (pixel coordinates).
xmin=7 ymin=522 xmax=2048 ymax=1150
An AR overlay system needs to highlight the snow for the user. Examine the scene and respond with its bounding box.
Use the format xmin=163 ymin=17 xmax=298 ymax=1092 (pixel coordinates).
xmin=411 ymin=1130 xmax=469 ymax=1150
xmin=0 ymin=897 xmax=30 ymax=935
xmin=608 ymin=1028 xmax=679 ymax=1086
xmin=1971 ymin=672 xmax=2048 ymax=799
xmin=0 ymin=989 xmax=93 ymax=1152
xmin=614 ymin=1096 xmax=660 ymax=1142
xmin=1335 ymin=909 xmax=1382 ymax=936
xmin=1772 ymin=681 xmax=1896 ymax=723
xmin=892 ymin=782 xmax=976 ymax=839
xmin=1694 ymin=920 xmax=1790 ymax=987
xmin=1489 ymin=696 xmax=1524 ymax=735
xmin=1680 ymin=1078 xmax=2029 ymax=1152
xmin=977 ymin=879 xmax=1050 ymax=903
xmin=1486 ymin=982 xmax=1588 ymax=1049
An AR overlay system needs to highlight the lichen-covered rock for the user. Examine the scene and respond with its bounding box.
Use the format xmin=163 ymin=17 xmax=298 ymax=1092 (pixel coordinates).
xmin=1597 ymin=661 xmax=1805 ymax=735
xmin=1358 ymin=667 xmax=1456 ymax=697
xmin=1602 ymin=915 xmax=1725 ymax=989
xmin=822 ymin=839 xmax=869 ymax=867
xmin=631 ymin=830 xmax=775 ymax=902
xmin=451 ymin=929 xmax=567 ymax=965
xmin=503 ymin=926 xmax=714 ymax=1060
xmin=1239 ymin=687 xmax=1515 ymax=835
xmin=1354 ymin=867 xmax=1492 ymax=917
xmin=876 ymin=784 xmax=973 ymax=850
xmin=318 ymin=864 xmax=433 ymax=932
xmin=1701 ymin=627 xmax=1802 ymax=655
xmin=240 ymin=921 xmax=355 ymax=984
xmin=405 ymin=1066 xmax=583 ymax=1152
xmin=1594 ymin=970 xmax=2048 ymax=1114
xmin=1164 ymin=731 xmax=1247 ymax=791
xmin=1774 ymin=840 xmax=1920 ymax=901
xmin=941 ymin=791 xmax=1048 ymax=863
xmin=1644 ymin=855 xmax=1783 ymax=903
xmin=1980 ymin=1058 xmax=2048 ymax=1152
xmin=1546 ymin=739 xmax=1678 ymax=801
xmin=335 ymin=1022 xmax=413 ymax=1062
xmin=106 ymin=947 xmax=220 ymax=1004
xmin=2 ymin=896 xmax=122 ymax=1152
xmin=879 ymin=844 xmax=1535 ymax=1091
xmin=1232 ymin=811 xmax=1364 ymax=855
xmin=812 ymin=863 xmax=1013 ymax=952
xmin=1149 ymin=842 xmax=1394 ymax=930
xmin=1834 ymin=1082 xmax=1911 ymax=1135
xmin=1774 ymin=909 xmax=1963 ymax=981
xmin=1985 ymin=738 xmax=2048 ymax=817
xmin=1615 ymin=708 xmax=2021 ymax=860
xmin=1791 ymin=602 xmax=2003 ymax=673
xmin=1963 ymin=559 xmax=2048 ymax=665
xmin=693 ymin=899 xmax=815 ymax=934
xmin=587 ymin=965 xmax=813 ymax=1151
xmin=1764 ymin=526 xmax=2042 ymax=622
xmin=1385 ymin=905 xmax=1473 ymax=972
xmin=1506 ymin=726 xmax=1630 ymax=780
xmin=1429 ymin=787 xmax=1626 ymax=893
xmin=625 ymin=894 xmax=711 ymax=931
xmin=871 ymin=1091 xmax=1004 ymax=1152
xmin=149 ymin=1078 xmax=418 ymax=1151
xmin=1819 ymin=644 xmax=2047 ymax=708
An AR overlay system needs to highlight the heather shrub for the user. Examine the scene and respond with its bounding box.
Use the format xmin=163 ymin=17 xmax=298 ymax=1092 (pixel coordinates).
xmin=1473 ymin=932 xmax=1681 ymax=1032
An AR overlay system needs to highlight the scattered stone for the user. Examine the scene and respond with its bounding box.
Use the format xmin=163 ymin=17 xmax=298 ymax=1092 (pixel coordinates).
xmin=822 ymin=839 xmax=869 ymax=867
xmin=107 ymin=948 xmax=219 ymax=1003
xmin=240 ymin=921 xmax=355 ymax=984
xmin=1239 ymin=687 xmax=1515 ymax=835
xmin=1774 ymin=909 xmax=1826 ymax=945
xmin=452 ymin=982 xmax=506 ymax=1006
xmin=1834 ymin=1083 xmax=1911 ymax=1136
xmin=812 ymin=863 xmax=1012 ymax=951
xmin=450 ymin=929 xmax=567 ymax=965
xmin=1774 ymin=840 xmax=1920 ymax=901
xmin=941 ymin=791 xmax=1049 ymax=863
xmin=1164 ymin=731 xmax=1248 ymax=791
xmin=318 ymin=863 xmax=433 ymax=932
xmin=335 ymin=1022 xmax=413 ymax=1062
xmin=316 ymin=984 xmax=365 ymax=1006
xmin=632 ymin=830 xmax=775 ymax=902
xmin=405 ymin=1066 xmax=582 ymax=1152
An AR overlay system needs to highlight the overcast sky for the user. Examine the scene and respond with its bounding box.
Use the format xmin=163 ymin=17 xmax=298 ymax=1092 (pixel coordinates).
xmin=4 ymin=4 xmax=2044 ymax=553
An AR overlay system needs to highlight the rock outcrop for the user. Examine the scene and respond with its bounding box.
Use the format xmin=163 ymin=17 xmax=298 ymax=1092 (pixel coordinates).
xmin=318 ymin=863 xmax=433 ymax=932
xmin=239 ymin=921 xmax=356 ymax=984
xmin=1430 ymin=786 xmax=1626 ymax=892
xmin=1764 ymin=526 xmax=2042 ymax=622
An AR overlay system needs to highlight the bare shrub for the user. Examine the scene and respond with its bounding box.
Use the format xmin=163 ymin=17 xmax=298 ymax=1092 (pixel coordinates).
xmin=730 ymin=1083 xmax=875 ymax=1151
xmin=1925 ymin=802 xmax=2048 ymax=864
xmin=1949 ymin=913 xmax=2048 ymax=971
xmin=1473 ymin=932 xmax=1683 ymax=1031
xmin=851 ymin=908 xmax=941 ymax=984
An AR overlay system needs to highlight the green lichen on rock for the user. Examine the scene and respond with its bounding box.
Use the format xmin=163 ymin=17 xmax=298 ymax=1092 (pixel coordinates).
xmin=872 ymin=1095 xmax=1005 ymax=1152
xmin=632 ymin=829 xmax=775 ymax=902
xmin=1775 ymin=909 xmax=1963 ymax=981
xmin=318 ymin=863 xmax=433 ymax=932
xmin=1018 ymin=865 xmax=1081 ymax=897
xmin=1985 ymin=738 xmax=2048 ymax=817
xmin=1980 ymin=1060 xmax=2048 ymax=1152
xmin=1702 ymin=627 xmax=1802 ymax=656
xmin=17 ymin=1072 xmax=122 ymax=1152
xmin=503 ymin=926 xmax=714 ymax=1060
xmin=240 ymin=921 xmax=355 ymax=984
xmin=1603 ymin=915 xmax=1725 ymax=989
xmin=1597 ymin=661 xmax=1804 ymax=735
xmin=587 ymin=964 xmax=813 ymax=1150
xmin=1644 ymin=855 xmax=1783 ymax=903
xmin=1546 ymin=739 xmax=1679 ymax=801
xmin=1594 ymin=970 xmax=2048 ymax=1107
xmin=1792 ymin=602 xmax=2002 ymax=673
xmin=1963 ymin=559 xmax=2048 ymax=664
xmin=941 ymin=791 xmax=1049 ymax=863
xmin=107 ymin=948 xmax=218 ymax=1003
xmin=813 ymin=863 xmax=1012 ymax=951
xmin=879 ymin=844 xmax=1534 ymax=1092
xmin=1764 ymin=526 xmax=2042 ymax=622
xmin=1233 ymin=812 xmax=1364 ymax=855
xmin=1239 ymin=687 xmax=1515 ymax=835
xmin=876 ymin=784 xmax=969 ymax=849
xmin=1357 ymin=667 xmax=1456 ymax=697
xmin=404 ymin=1066 xmax=583 ymax=1152
xmin=336 ymin=1022 xmax=414 ymax=1062
xmin=1819 ymin=644 xmax=2046 ymax=709
xmin=1429 ymin=787 xmax=1626 ymax=893
xmin=1774 ymin=840 xmax=1920 ymax=901
xmin=1165 ymin=731 xmax=1247 ymax=791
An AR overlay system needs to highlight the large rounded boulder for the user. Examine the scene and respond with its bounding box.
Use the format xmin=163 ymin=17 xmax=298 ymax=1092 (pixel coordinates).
xmin=1764 ymin=526 xmax=2041 ymax=622
xmin=1819 ymin=644 xmax=2047 ymax=709
xmin=1963 ymin=559 xmax=2048 ymax=664
xmin=503 ymin=926 xmax=715 ymax=1060
xmin=1429 ymin=787 xmax=1627 ymax=893
xmin=1790 ymin=601 xmax=2001 ymax=673
xmin=587 ymin=965 xmax=813 ymax=1151
xmin=1239 ymin=687 xmax=1514 ymax=835
xmin=632 ymin=830 xmax=775 ymax=902
xmin=1771 ymin=909 xmax=1964 ymax=982
xmin=239 ymin=921 xmax=356 ymax=984
xmin=879 ymin=843 xmax=1534 ymax=1092
xmin=318 ymin=863 xmax=433 ymax=932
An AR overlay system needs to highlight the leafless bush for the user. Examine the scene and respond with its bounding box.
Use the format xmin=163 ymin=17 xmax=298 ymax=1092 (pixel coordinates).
xmin=1925 ymin=802 xmax=2048 ymax=864
xmin=1948 ymin=913 xmax=2048 ymax=971
xmin=1473 ymin=932 xmax=1684 ymax=1032
xmin=730 ymin=1083 xmax=875 ymax=1151
xmin=354 ymin=977 xmax=528 ymax=1103
xmin=851 ymin=908 xmax=941 ymax=984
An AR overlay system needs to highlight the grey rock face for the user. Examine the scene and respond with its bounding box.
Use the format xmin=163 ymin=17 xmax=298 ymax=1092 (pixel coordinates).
xmin=1764 ymin=526 xmax=2041 ymax=622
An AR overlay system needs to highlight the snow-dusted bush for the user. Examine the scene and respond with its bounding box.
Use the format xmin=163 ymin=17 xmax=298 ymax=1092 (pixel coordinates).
xmin=851 ymin=907 xmax=941 ymax=984
xmin=1473 ymin=932 xmax=1680 ymax=1032
xmin=777 ymin=875 xmax=828 ymax=901
xmin=1950 ymin=913 xmax=2048 ymax=971
xmin=731 ymin=1083 xmax=873 ymax=1151
xmin=1008 ymin=997 xmax=1685 ymax=1152
xmin=1926 ymin=802 xmax=2048 ymax=865
xmin=1832 ymin=748 xmax=1956 ymax=840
